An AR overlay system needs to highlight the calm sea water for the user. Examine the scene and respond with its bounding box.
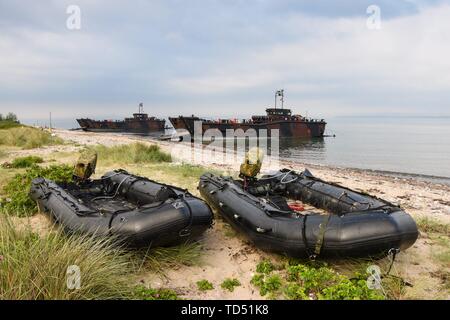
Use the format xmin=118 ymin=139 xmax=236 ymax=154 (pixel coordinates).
xmin=29 ymin=116 xmax=450 ymax=179
xmin=279 ymin=116 xmax=450 ymax=179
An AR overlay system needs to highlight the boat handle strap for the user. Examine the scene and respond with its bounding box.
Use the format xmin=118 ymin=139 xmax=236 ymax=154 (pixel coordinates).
xmin=312 ymin=214 xmax=332 ymax=259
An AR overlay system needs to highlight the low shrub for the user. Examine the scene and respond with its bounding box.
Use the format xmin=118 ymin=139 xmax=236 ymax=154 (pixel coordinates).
xmin=251 ymin=274 xmax=283 ymax=297
xmin=0 ymin=164 xmax=73 ymax=216
xmin=7 ymin=156 xmax=44 ymax=168
xmin=197 ymin=279 xmax=214 ymax=291
xmin=133 ymin=285 xmax=180 ymax=300
xmin=250 ymin=262 xmax=385 ymax=300
xmin=221 ymin=278 xmax=241 ymax=292
xmin=256 ymin=260 xmax=275 ymax=274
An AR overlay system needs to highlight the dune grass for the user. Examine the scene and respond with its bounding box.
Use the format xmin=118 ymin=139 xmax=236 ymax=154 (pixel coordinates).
xmin=0 ymin=120 xmax=22 ymax=130
xmin=416 ymin=217 xmax=449 ymax=235
xmin=93 ymin=143 xmax=171 ymax=164
xmin=0 ymin=164 xmax=73 ymax=216
xmin=0 ymin=149 xmax=6 ymax=159
xmin=0 ymin=127 xmax=63 ymax=149
xmin=0 ymin=216 xmax=135 ymax=300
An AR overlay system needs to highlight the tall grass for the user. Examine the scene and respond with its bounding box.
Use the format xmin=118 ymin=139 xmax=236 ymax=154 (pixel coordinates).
xmin=0 ymin=216 xmax=134 ymax=300
xmin=93 ymin=143 xmax=171 ymax=164
xmin=0 ymin=120 xmax=22 ymax=130
xmin=0 ymin=127 xmax=63 ymax=149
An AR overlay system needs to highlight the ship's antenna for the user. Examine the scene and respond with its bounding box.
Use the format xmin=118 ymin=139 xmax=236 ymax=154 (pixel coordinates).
xmin=275 ymin=91 xmax=277 ymax=109
xmin=139 ymin=102 xmax=144 ymax=114
xmin=274 ymin=89 xmax=284 ymax=109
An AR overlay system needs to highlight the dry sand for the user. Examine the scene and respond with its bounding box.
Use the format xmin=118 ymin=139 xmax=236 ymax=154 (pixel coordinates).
xmin=8 ymin=129 xmax=450 ymax=299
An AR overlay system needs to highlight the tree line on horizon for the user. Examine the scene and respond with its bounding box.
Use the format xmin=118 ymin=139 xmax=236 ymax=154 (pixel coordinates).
xmin=0 ymin=112 xmax=18 ymax=122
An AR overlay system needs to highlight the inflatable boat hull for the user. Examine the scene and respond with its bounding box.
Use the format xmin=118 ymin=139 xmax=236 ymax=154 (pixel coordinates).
xmin=199 ymin=171 xmax=418 ymax=258
xmin=30 ymin=170 xmax=213 ymax=247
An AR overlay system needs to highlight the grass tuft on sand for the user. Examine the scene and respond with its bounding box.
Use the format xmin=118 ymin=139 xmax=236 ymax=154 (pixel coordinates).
xmin=133 ymin=285 xmax=180 ymax=300
xmin=137 ymin=242 xmax=203 ymax=274
xmin=93 ymin=143 xmax=171 ymax=164
xmin=416 ymin=217 xmax=449 ymax=235
xmin=0 ymin=216 xmax=134 ymax=300
xmin=0 ymin=127 xmax=63 ymax=149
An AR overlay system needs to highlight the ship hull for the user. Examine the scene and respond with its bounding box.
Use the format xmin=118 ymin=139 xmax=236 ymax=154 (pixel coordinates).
xmin=77 ymin=118 xmax=165 ymax=134
xmin=169 ymin=117 xmax=326 ymax=138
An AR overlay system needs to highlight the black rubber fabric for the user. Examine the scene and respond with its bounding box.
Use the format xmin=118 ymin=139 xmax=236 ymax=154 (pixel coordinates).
xmin=30 ymin=170 xmax=213 ymax=248
xmin=198 ymin=170 xmax=418 ymax=259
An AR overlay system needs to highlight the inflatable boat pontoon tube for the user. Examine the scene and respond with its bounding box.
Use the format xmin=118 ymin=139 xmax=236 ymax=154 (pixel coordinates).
xmin=199 ymin=169 xmax=418 ymax=258
xmin=30 ymin=170 xmax=213 ymax=247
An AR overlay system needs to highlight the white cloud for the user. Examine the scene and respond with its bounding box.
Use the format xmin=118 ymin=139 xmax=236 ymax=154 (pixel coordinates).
xmin=1 ymin=1 xmax=450 ymax=119
xmin=168 ymin=4 xmax=450 ymax=114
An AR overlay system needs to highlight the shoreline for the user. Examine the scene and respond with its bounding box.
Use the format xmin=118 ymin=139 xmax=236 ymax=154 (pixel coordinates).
xmin=3 ymin=128 xmax=449 ymax=299
xmin=51 ymin=128 xmax=449 ymax=223
xmin=55 ymin=129 xmax=450 ymax=187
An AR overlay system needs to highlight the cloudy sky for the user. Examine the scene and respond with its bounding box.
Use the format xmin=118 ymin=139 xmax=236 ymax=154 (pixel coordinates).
xmin=1 ymin=0 xmax=450 ymax=124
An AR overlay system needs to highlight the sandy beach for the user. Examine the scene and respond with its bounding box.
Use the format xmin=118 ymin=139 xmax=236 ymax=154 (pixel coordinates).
xmin=5 ymin=128 xmax=449 ymax=300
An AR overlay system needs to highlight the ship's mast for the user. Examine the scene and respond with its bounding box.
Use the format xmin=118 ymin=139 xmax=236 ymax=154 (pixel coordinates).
xmin=138 ymin=102 xmax=144 ymax=114
xmin=274 ymin=89 xmax=284 ymax=109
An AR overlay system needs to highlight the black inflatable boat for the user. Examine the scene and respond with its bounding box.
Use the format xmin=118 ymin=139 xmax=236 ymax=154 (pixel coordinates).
xmin=199 ymin=169 xmax=418 ymax=258
xmin=30 ymin=170 xmax=213 ymax=247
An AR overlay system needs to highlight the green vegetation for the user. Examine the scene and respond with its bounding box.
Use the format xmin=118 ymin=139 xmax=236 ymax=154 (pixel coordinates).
xmin=133 ymin=285 xmax=180 ymax=300
xmin=251 ymin=274 xmax=283 ymax=298
xmin=0 ymin=216 xmax=134 ymax=299
xmin=0 ymin=127 xmax=63 ymax=149
xmin=0 ymin=164 xmax=73 ymax=216
xmin=256 ymin=260 xmax=276 ymax=274
xmin=0 ymin=121 xmax=21 ymax=130
xmin=197 ymin=279 xmax=214 ymax=291
xmin=0 ymin=113 xmax=20 ymax=129
xmin=168 ymin=163 xmax=217 ymax=179
xmin=416 ymin=217 xmax=449 ymax=235
xmin=0 ymin=112 xmax=18 ymax=122
xmin=250 ymin=260 xmax=385 ymax=300
xmin=431 ymin=236 xmax=450 ymax=265
xmin=221 ymin=278 xmax=241 ymax=292
xmin=4 ymin=156 xmax=44 ymax=168
xmin=139 ymin=242 xmax=203 ymax=274
xmin=93 ymin=143 xmax=171 ymax=164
